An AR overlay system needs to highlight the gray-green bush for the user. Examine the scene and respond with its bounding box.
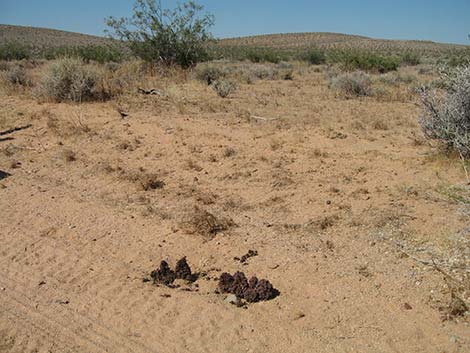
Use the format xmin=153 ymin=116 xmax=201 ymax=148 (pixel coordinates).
xmin=329 ymin=71 xmax=372 ymax=97
xmin=419 ymin=65 xmax=470 ymax=157
xmin=36 ymin=57 xmax=101 ymax=102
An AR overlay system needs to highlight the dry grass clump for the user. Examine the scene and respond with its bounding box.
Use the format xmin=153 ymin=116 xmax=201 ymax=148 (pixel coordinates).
xmin=194 ymin=63 xmax=226 ymax=85
xmin=186 ymin=207 xmax=235 ymax=240
xmin=35 ymin=57 xmax=104 ymax=102
xmin=329 ymin=71 xmax=373 ymax=97
xmin=213 ymin=79 xmax=237 ymax=98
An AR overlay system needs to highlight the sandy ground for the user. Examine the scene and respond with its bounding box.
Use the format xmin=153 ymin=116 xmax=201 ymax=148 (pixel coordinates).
xmin=0 ymin=66 xmax=469 ymax=352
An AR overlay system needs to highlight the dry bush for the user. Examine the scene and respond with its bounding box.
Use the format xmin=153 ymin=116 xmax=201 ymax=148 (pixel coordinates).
xmin=213 ymin=79 xmax=237 ymax=98
xmin=419 ymin=65 xmax=470 ymax=157
xmin=329 ymin=71 xmax=373 ymax=97
xmin=104 ymin=60 xmax=145 ymax=95
xmin=186 ymin=207 xmax=235 ymax=240
xmin=35 ymin=57 xmax=103 ymax=102
xmin=194 ymin=63 xmax=226 ymax=85
xmin=1 ymin=64 xmax=31 ymax=87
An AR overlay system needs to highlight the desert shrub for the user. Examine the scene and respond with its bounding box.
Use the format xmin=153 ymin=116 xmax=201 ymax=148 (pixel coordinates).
xmin=106 ymin=0 xmax=214 ymax=68
xmin=400 ymin=52 xmax=421 ymax=66
xmin=3 ymin=65 xmax=31 ymax=86
xmin=36 ymin=57 xmax=102 ymax=102
xmin=329 ymin=50 xmax=400 ymax=73
xmin=105 ymin=60 xmax=145 ymax=94
xmin=419 ymin=65 xmax=470 ymax=157
xmin=213 ymin=80 xmax=236 ymax=98
xmin=298 ymin=48 xmax=326 ymax=65
xmin=195 ymin=64 xmax=225 ymax=85
xmin=329 ymin=71 xmax=372 ymax=97
xmin=250 ymin=65 xmax=277 ymax=80
xmin=0 ymin=42 xmax=32 ymax=61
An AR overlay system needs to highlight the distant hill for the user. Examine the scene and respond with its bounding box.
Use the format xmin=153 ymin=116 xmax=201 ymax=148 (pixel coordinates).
xmin=220 ymin=32 xmax=469 ymax=56
xmin=0 ymin=24 xmax=115 ymax=49
xmin=1 ymin=24 xmax=468 ymax=57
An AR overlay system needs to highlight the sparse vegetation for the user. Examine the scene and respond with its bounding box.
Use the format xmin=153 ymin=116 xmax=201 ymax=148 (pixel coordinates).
xmin=419 ymin=65 xmax=470 ymax=157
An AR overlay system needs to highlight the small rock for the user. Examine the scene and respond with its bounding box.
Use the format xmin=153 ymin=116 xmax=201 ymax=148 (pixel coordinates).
xmin=404 ymin=303 xmax=413 ymax=310
xmin=224 ymin=294 xmax=238 ymax=304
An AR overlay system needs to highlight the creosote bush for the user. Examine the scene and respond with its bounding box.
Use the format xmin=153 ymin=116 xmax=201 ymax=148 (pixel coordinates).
xmin=106 ymin=0 xmax=214 ymax=68
xmin=419 ymin=65 xmax=470 ymax=157
xmin=36 ymin=57 xmax=101 ymax=102
xmin=329 ymin=71 xmax=372 ymax=97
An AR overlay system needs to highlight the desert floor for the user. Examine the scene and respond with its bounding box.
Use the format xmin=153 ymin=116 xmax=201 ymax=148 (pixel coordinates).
xmin=0 ymin=64 xmax=469 ymax=352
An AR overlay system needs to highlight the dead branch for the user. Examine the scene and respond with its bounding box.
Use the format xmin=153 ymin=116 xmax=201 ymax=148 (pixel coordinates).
xmin=0 ymin=124 xmax=32 ymax=136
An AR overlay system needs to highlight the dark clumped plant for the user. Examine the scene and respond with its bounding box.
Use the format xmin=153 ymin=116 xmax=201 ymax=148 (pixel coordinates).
xmin=298 ymin=48 xmax=326 ymax=65
xmin=419 ymin=65 xmax=470 ymax=157
xmin=0 ymin=42 xmax=32 ymax=61
xmin=329 ymin=50 xmax=400 ymax=73
xmin=106 ymin=0 xmax=214 ymax=68
xmin=400 ymin=51 xmax=421 ymax=66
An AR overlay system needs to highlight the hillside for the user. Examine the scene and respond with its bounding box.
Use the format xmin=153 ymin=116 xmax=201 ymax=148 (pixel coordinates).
xmin=2 ymin=24 xmax=469 ymax=55
xmin=0 ymin=24 xmax=114 ymax=49
xmin=220 ymin=32 xmax=470 ymax=55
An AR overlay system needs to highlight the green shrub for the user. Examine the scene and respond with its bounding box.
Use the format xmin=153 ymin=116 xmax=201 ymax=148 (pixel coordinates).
xmin=298 ymin=48 xmax=326 ymax=65
xmin=329 ymin=71 xmax=373 ymax=97
xmin=0 ymin=42 xmax=32 ymax=61
xmin=106 ymin=0 xmax=214 ymax=68
xmin=36 ymin=57 xmax=101 ymax=102
xmin=329 ymin=50 xmax=400 ymax=73
xmin=400 ymin=52 xmax=421 ymax=66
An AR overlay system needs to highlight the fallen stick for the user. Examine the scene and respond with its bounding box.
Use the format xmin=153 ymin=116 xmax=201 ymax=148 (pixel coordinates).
xmin=138 ymin=87 xmax=164 ymax=96
xmin=250 ymin=115 xmax=279 ymax=121
xmin=0 ymin=124 xmax=32 ymax=136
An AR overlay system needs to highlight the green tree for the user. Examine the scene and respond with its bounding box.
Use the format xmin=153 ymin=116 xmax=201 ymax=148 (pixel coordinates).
xmin=105 ymin=0 xmax=214 ymax=68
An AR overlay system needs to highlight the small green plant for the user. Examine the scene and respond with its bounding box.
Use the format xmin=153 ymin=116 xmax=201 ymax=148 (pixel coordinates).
xmin=213 ymin=80 xmax=236 ymax=98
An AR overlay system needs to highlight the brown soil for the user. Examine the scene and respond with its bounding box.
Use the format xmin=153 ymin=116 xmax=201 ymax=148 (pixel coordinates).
xmin=0 ymin=63 xmax=469 ymax=352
